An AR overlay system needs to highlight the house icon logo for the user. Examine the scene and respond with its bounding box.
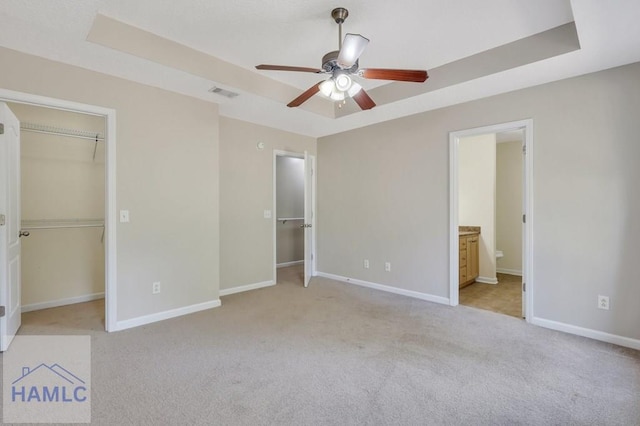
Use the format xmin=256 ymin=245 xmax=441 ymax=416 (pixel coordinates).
xmin=11 ymin=363 xmax=88 ymax=403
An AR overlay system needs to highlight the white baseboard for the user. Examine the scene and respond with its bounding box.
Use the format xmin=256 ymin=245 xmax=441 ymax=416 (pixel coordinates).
xmin=115 ymin=299 xmax=221 ymax=331
xmin=496 ymin=268 xmax=523 ymax=276
xmin=22 ymin=292 xmax=105 ymax=313
xmin=316 ymin=272 xmax=450 ymax=305
xmin=219 ymin=280 xmax=275 ymax=296
xmin=277 ymin=260 xmax=303 ymax=268
xmin=531 ymin=317 xmax=640 ymax=350
xmin=475 ymin=276 xmax=498 ymax=284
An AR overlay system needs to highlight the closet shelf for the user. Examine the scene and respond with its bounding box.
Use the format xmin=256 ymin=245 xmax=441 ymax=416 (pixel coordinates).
xmin=277 ymin=217 xmax=304 ymax=224
xmin=21 ymin=219 xmax=105 ymax=230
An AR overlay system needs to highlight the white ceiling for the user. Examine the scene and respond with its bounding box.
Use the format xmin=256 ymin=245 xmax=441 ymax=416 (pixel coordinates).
xmin=1 ymin=0 xmax=640 ymax=137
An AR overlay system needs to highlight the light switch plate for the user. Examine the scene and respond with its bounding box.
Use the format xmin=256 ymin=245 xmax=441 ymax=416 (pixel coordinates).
xmin=263 ymin=210 xmax=272 ymax=219
xmin=119 ymin=210 xmax=130 ymax=223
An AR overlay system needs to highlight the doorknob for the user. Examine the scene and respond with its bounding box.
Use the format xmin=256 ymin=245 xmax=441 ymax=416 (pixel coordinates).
xmin=299 ymin=224 xmax=312 ymax=228
xmin=19 ymin=230 xmax=30 ymax=238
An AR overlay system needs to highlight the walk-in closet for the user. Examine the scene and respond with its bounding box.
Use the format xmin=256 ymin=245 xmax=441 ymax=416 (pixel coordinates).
xmin=9 ymin=102 xmax=106 ymax=316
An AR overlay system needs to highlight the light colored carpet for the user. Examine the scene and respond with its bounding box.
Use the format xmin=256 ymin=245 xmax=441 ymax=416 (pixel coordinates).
xmin=6 ymin=265 xmax=640 ymax=425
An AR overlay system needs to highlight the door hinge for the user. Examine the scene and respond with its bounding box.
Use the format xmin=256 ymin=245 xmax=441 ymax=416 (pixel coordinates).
xmin=0 ymin=123 xmax=4 ymax=135
xmin=523 ymin=282 xmax=526 ymax=292
xmin=522 ymin=214 xmax=526 ymax=223
xmin=311 ymin=253 xmax=314 ymax=260
xmin=522 ymin=144 xmax=526 ymax=155
xmin=0 ymin=306 xmax=5 ymax=317
xmin=0 ymin=214 xmax=5 ymax=226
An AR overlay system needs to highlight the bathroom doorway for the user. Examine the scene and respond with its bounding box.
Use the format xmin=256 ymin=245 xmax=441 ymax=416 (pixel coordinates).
xmin=449 ymin=120 xmax=533 ymax=320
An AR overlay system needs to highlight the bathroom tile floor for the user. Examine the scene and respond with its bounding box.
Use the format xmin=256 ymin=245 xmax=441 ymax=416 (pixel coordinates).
xmin=459 ymin=273 xmax=523 ymax=318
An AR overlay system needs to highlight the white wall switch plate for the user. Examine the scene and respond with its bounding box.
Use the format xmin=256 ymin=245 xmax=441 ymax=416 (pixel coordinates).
xmin=385 ymin=262 xmax=391 ymax=272
xmin=119 ymin=210 xmax=129 ymax=223
xmin=264 ymin=210 xmax=272 ymax=219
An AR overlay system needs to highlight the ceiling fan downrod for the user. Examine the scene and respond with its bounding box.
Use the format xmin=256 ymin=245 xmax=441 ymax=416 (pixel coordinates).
xmin=331 ymin=7 xmax=349 ymax=50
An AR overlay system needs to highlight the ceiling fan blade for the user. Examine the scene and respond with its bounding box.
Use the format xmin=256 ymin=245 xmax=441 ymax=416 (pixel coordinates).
xmin=351 ymin=88 xmax=376 ymax=110
xmin=287 ymin=81 xmax=324 ymax=107
xmin=359 ymin=68 xmax=428 ymax=82
xmin=337 ymin=33 xmax=369 ymax=68
xmin=256 ymin=64 xmax=323 ymax=73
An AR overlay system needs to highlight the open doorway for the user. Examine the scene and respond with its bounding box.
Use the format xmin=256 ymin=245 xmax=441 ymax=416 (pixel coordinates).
xmin=449 ymin=120 xmax=533 ymax=321
xmin=0 ymin=89 xmax=117 ymax=346
xmin=272 ymin=150 xmax=316 ymax=288
xmin=10 ymin=102 xmax=106 ymax=330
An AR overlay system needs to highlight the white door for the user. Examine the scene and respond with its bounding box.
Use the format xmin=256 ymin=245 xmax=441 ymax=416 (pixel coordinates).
xmin=303 ymin=151 xmax=313 ymax=287
xmin=0 ymin=102 xmax=22 ymax=351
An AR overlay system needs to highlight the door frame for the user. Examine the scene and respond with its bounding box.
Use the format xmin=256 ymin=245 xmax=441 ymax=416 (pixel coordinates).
xmin=449 ymin=119 xmax=533 ymax=321
xmin=272 ymin=150 xmax=316 ymax=284
xmin=0 ymin=88 xmax=118 ymax=332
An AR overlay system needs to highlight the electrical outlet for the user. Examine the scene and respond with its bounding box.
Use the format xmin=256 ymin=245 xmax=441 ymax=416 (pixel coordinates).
xmin=598 ymin=295 xmax=609 ymax=310
xmin=384 ymin=262 xmax=391 ymax=272
xmin=152 ymin=281 xmax=161 ymax=295
xmin=363 ymin=259 xmax=369 ymax=269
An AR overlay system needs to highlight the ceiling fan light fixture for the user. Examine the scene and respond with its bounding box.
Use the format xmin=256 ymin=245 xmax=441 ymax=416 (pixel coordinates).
xmin=320 ymin=79 xmax=335 ymax=97
xmin=330 ymin=90 xmax=345 ymax=101
xmin=335 ymin=74 xmax=352 ymax=91
xmin=348 ymin=82 xmax=363 ymax=97
xmin=337 ymin=33 xmax=369 ymax=68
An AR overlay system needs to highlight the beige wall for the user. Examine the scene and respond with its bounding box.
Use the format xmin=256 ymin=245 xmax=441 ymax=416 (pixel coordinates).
xmin=219 ymin=117 xmax=315 ymax=290
xmin=276 ymin=156 xmax=304 ymax=264
xmin=0 ymin=47 xmax=220 ymax=322
xmin=459 ymin=134 xmax=496 ymax=282
xmin=318 ymin=61 xmax=640 ymax=341
xmin=10 ymin=103 xmax=105 ymax=308
xmin=496 ymin=141 xmax=523 ymax=274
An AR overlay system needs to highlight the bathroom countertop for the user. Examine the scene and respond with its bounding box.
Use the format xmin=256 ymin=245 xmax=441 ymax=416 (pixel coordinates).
xmin=459 ymin=226 xmax=480 ymax=236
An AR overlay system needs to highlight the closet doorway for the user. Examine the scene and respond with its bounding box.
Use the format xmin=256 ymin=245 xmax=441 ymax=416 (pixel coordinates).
xmin=0 ymin=90 xmax=116 ymax=341
xmin=273 ymin=150 xmax=316 ymax=288
xmin=14 ymin=102 xmax=105 ymax=320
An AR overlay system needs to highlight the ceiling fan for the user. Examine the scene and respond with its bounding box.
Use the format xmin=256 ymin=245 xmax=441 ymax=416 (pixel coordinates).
xmin=256 ymin=7 xmax=428 ymax=111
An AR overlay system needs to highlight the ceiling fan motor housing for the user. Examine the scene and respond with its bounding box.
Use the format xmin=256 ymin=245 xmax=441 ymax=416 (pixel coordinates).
xmin=322 ymin=50 xmax=359 ymax=74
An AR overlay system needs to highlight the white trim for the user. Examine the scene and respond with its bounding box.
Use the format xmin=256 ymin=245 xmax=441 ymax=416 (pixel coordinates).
xmin=277 ymin=260 xmax=303 ymax=268
xmin=0 ymin=88 xmax=118 ymax=332
xmin=532 ymin=317 xmax=640 ymax=351
xmin=316 ymin=272 xmax=450 ymax=305
xmin=496 ymin=268 xmax=523 ymax=276
xmin=475 ymin=276 xmax=498 ymax=284
xmin=114 ymin=299 xmax=221 ymax=331
xmin=22 ymin=292 xmax=104 ymax=313
xmin=449 ymin=119 xmax=534 ymax=323
xmin=219 ymin=280 xmax=275 ymax=296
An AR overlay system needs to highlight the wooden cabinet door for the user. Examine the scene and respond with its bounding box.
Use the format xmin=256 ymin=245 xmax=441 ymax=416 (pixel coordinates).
xmin=468 ymin=236 xmax=479 ymax=279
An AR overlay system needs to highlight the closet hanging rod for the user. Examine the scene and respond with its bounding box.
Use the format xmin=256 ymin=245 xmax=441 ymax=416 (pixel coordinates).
xmin=277 ymin=217 xmax=304 ymax=224
xmin=21 ymin=219 xmax=105 ymax=230
xmin=20 ymin=122 xmax=104 ymax=142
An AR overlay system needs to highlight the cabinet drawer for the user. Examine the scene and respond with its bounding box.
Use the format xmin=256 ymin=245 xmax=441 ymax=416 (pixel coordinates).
xmin=459 ymin=250 xmax=467 ymax=264
xmin=459 ymin=267 xmax=468 ymax=284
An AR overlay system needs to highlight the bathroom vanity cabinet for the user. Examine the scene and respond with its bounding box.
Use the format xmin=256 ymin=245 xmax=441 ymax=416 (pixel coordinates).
xmin=459 ymin=231 xmax=480 ymax=288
